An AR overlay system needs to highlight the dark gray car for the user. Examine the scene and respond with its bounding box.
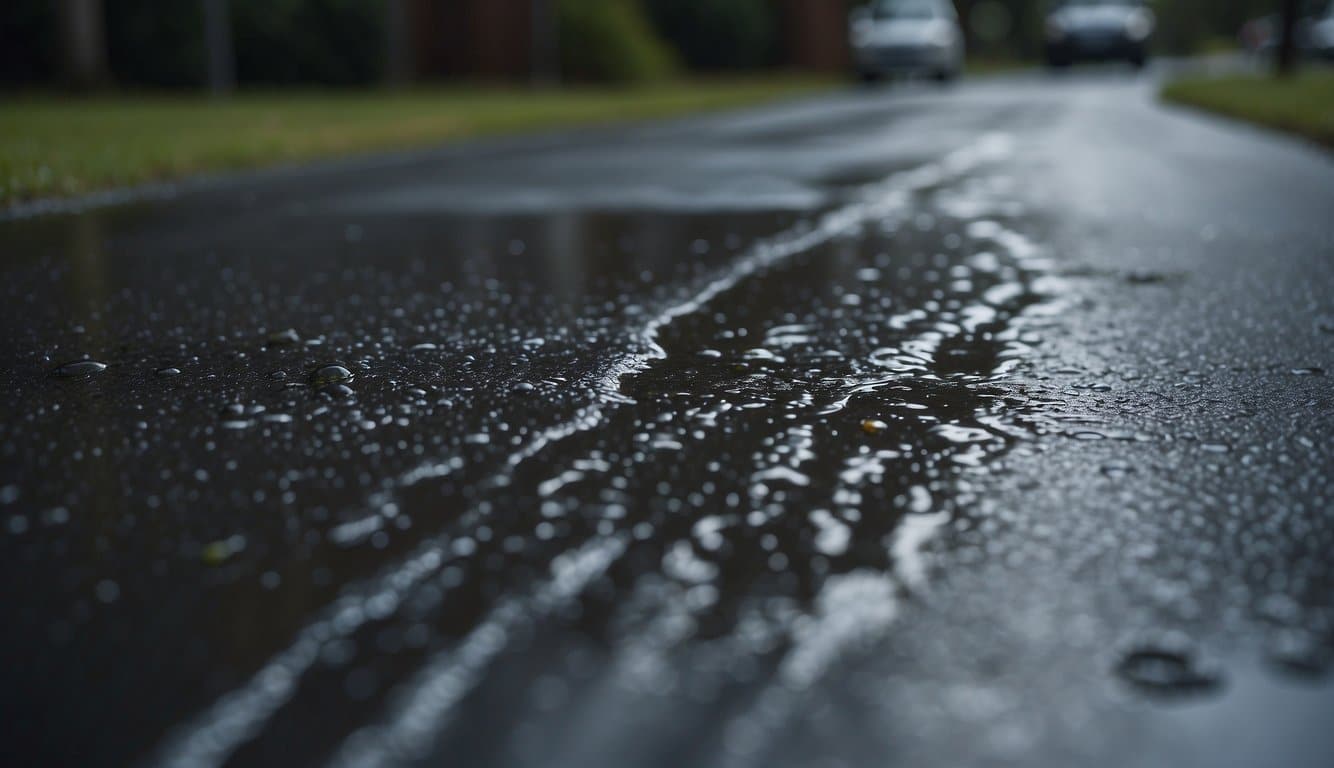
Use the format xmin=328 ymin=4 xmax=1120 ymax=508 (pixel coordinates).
xmin=1044 ymin=0 xmax=1155 ymax=68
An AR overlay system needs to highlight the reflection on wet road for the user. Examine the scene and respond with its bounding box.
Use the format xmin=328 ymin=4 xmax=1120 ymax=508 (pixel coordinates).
xmin=2 ymin=73 xmax=1333 ymax=768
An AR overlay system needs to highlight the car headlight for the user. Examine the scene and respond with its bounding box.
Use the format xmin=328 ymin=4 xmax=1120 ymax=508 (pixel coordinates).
xmin=1045 ymin=18 xmax=1066 ymax=42
xmin=1125 ymin=10 xmax=1154 ymax=41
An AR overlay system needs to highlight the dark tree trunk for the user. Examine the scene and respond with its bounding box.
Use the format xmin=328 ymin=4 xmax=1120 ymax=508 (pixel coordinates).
xmin=385 ymin=0 xmax=413 ymax=87
xmin=1275 ymin=0 xmax=1300 ymax=76
xmin=530 ymin=0 xmax=559 ymax=86
xmin=57 ymin=0 xmax=108 ymax=89
xmin=202 ymin=0 xmax=235 ymax=95
xmin=956 ymin=0 xmax=977 ymax=52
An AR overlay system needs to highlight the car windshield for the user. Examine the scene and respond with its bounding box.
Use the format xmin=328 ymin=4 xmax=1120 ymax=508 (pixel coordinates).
xmin=872 ymin=0 xmax=939 ymax=21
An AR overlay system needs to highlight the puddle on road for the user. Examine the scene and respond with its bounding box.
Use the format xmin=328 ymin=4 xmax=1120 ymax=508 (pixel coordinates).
xmin=1137 ymin=658 xmax=1334 ymax=768
xmin=232 ymin=139 xmax=1076 ymax=768
xmin=5 ymin=130 xmax=1326 ymax=768
xmin=0 ymin=135 xmax=1077 ymax=768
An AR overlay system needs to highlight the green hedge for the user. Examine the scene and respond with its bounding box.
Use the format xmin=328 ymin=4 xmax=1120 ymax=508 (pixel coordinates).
xmin=106 ymin=0 xmax=206 ymax=87
xmin=231 ymin=0 xmax=384 ymax=86
xmin=559 ymin=0 xmax=678 ymax=84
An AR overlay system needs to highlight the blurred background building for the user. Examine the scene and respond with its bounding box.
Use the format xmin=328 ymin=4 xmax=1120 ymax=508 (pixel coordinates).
xmin=0 ymin=1 xmax=1319 ymax=91
xmin=1 ymin=0 xmax=856 ymax=90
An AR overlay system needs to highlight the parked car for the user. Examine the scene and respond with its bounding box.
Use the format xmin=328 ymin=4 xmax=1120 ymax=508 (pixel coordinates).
xmin=1306 ymin=2 xmax=1334 ymax=59
xmin=1241 ymin=2 xmax=1334 ymax=60
xmin=1044 ymin=0 xmax=1154 ymax=69
xmin=850 ymin=0 xmax=965 ymax=83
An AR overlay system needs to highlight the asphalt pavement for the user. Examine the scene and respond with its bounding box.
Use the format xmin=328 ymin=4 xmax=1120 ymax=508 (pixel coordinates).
xmin=1 ymin=68 xmax=1332 ymax=768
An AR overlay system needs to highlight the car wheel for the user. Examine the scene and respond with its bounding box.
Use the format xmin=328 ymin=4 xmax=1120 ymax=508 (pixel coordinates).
xmin=858 ymin=69 xmax=882 ymax=85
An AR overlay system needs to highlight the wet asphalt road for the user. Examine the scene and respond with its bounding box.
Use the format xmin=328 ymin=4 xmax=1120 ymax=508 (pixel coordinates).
xmin=2 ymin=70 xmax=1333 ymax=768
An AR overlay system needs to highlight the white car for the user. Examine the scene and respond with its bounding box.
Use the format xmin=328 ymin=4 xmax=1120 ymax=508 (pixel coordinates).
xmin=850 ymin=0 xmax=965 ymax=83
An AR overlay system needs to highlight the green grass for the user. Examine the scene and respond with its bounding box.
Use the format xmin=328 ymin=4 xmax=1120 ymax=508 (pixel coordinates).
xmin=1161 ymin=71 xmax=1334 ymax=148
xmin=0 ymin=77 xmax=832 ymax=206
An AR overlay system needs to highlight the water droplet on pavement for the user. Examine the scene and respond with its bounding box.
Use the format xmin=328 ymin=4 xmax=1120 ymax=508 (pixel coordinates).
xmin=320 ymin=383 xmax=355 ymax=400
xmin=54 ymin=360 xmax=107 ymax=378
xmin=1116 ymin=644 xmax=1223 ymax=698
xmin=1266 ymin=629 xmax=1331 ymax=680
xmin=1101 ymin=460 xmax=1136 ymax=479
xmin=312 ymin=364 xmax=354 ymax=386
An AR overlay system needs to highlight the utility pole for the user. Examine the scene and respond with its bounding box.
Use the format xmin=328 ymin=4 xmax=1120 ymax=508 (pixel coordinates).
xmin=202 ymin=0 xmax=236 ymax=95
xmin=1276 ymin=0 xmax=1300 ymax=77
xmin=385 ymin=0 xmax=413 ymax=88
xmin=57 ymin=0 xmax=108 ymax=89
xmin=531 ymin=0 xmax=559 ymax=87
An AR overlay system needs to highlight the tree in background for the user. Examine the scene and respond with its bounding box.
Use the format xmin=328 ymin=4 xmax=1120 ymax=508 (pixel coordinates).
xmin=0 ymin=2 xmax=58 ymax=86
xmin=383 ymin=0 xmax=412 ymax=87
xmin=103 ymin=0 xmax=205 ymax=88
xmin=90 ymin=0 xmax=384 ymax=88
xmin=644 ymin=0 xmax=778 ymax=71
xmin=532 ymin=0 xmax=562 ymax=85
xmin=231 ymin=0 xmax=384 ymax=86
xmin=202 ymin=0 xmax=235 ymax=95
xmin=954 ymin=0 xmax=1041 ymax=60
xmin=56 ymin=0 xmax=107 ymax=88
xmin=1276 ymin=0 xmax=1300 ymax=75
xmin=2 ymin=0 xmax=1309 ymax=89
xmin=558 ymin=0 xmax=677 ymax=83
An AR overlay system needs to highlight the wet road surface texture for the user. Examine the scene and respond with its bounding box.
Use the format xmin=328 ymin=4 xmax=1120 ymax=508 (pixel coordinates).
xmin=2 ymin=72 xmax=1333 ymax=768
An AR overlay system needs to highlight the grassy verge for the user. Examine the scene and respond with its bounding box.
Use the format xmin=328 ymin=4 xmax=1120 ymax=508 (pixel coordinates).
xmin=1161 ymin=71 xmax=1334 ymax=148
xmin=0 ymin=77 xmax=832 ymax=206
